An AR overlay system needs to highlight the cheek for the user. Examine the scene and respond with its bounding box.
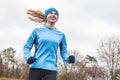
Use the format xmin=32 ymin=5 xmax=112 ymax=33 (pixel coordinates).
xmin=46 ymin=15 xmax=50 ymax=20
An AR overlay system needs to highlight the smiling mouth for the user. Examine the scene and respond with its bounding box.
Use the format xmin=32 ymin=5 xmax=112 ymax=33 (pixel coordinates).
xmin=50 ymin=17 xmax=57 ymax=20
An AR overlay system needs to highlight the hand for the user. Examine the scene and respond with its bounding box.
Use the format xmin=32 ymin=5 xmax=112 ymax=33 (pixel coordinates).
xmin=69 ymin=55 xmax=75 ymax=63
xmin=27 ymin=57 xmax=36 ymax=64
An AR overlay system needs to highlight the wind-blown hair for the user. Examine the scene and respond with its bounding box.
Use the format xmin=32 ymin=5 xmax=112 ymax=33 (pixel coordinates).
xmin=26 ymin=9 xmax=45 ymax=24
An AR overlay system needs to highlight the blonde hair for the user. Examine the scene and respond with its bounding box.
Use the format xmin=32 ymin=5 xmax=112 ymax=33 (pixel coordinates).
xmin=26 ymin=9 xmax=45 ymax=24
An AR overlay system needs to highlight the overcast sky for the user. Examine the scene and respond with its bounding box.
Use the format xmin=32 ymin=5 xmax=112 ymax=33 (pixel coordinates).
xmin=0 ymin=0 xmax=120 ymax=57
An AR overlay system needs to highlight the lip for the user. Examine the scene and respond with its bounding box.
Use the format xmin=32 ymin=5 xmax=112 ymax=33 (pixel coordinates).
xmin=50 ymin=16 xmax=57 ymax=20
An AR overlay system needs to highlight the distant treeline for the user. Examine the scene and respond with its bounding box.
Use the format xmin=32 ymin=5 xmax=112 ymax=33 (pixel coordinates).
xmin=0 ymin=36 xmax=120 ymax=80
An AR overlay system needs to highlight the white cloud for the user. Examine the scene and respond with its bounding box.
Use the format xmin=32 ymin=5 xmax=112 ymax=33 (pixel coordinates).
xmin=0 ymin=0 xmax=120 ymax=57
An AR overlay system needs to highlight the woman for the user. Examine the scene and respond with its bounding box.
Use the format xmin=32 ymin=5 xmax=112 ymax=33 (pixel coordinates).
xmin=23 ymin=7 xmax=75 ymax=80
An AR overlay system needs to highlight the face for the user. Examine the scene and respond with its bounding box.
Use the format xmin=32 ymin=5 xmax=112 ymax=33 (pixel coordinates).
xmin=46 ymin=11 xmax=58 ymax=23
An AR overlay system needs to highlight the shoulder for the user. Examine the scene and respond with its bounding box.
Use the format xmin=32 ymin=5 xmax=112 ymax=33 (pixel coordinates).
xmin=55 ymin=29 xmax=65 ymax=35
xmin=33 ymin=26 xmax=46 ymax=32
xmin=54 ymin=29 xmax=66 ymax=40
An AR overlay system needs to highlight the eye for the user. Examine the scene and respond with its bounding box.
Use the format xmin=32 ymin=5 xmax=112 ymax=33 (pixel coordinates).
xmin=54 ymin=12 xmax=57 ymax=15
xmin=49 ymin=12 xmax=53 ymax=14
xmin=49 ymin=11 xmax=57 ymax=15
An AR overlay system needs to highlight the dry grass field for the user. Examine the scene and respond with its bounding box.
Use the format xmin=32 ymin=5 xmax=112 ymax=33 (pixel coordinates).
xmin=0 ymin=78 xmax=23 ymax=80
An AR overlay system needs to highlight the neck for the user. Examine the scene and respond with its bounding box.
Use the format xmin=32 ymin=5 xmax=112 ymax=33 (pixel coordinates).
xmin=45 ymin=22 xmax=55 ymax=29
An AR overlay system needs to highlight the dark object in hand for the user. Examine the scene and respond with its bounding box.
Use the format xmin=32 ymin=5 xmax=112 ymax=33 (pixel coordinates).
xmin=27 ymin=57 xmax=36 ymax=64
xmin=69 ymin=55 xmax=75 ymax=63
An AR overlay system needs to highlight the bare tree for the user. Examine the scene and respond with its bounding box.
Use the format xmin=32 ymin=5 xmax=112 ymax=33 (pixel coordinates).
xmin=0 ymin=47 xmax=16 ymax=77
xmin=0 ymin=47 xmax=29 ymax=80
xmin=0 ymin=52 xmax=3 ymax=76
xmin=97 ymin=36 xmax=120 ymax=80
xmin=58 ymin=50 xmax=82 ymax=80
xmin=58 ymin=50 xmax=106 ymax=80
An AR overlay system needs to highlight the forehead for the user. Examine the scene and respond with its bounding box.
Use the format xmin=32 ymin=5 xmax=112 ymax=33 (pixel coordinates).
xmin=49 ymin=11 xmax=57 ymax=14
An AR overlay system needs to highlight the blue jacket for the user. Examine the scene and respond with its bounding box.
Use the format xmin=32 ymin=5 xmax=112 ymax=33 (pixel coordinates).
xmin=23 ymin=26 xmax=70 ymax=71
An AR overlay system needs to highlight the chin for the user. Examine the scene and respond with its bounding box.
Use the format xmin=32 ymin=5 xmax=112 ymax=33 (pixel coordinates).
xmin=50 ymin=20 xmax=57 ymax=23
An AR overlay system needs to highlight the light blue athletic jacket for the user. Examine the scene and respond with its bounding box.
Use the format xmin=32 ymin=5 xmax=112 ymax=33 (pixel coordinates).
xmin=23 ymin=26 xmax=70 ymax=71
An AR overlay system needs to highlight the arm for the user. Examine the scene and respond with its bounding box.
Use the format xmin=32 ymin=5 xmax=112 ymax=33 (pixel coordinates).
xmin=23 ymin=29 xmax=36 ymax=62
xmin=59 ymin=34 xmax=70 ymax=63
xmin=59 ymin=34 xmax=75 ymax=64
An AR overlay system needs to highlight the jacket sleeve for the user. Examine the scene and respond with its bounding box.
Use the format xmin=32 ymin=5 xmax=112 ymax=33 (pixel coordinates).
xmin=23 ymin=29 xmax=36 ymax=61
xmin=59 ymin=34 xmax=70 ymax=63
